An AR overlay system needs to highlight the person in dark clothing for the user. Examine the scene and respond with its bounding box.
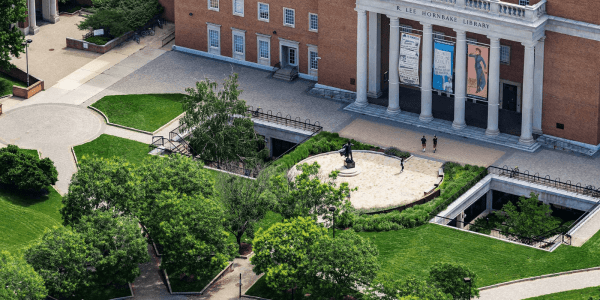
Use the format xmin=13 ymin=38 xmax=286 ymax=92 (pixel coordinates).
xmin=400 ymin=157 xmax=404 ymax=172
xmin=421 ymin=136 xmax=427 ymax=152
xmin=433 ymin=135 xmax=438 ymax=153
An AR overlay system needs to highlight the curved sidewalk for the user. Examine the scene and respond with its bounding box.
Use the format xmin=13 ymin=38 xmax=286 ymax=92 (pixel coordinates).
xmin=479 ymin=267 xmax=600 ymax=300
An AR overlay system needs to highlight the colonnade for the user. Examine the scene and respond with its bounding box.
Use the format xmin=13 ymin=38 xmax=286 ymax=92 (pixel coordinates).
xmin=355 ymin=9 xmax=545 ymax=145
xmin=26 ymin=0 xmax=59 ymax=35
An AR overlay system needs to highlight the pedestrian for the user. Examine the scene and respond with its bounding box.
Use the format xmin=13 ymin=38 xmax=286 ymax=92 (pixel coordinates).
xmin=433 ymin=135 xmax=438 ymax=153
xmin=421 ymin=135 xmax=427 ymax=152
xmin=400 ymin=157 xmax=404 ymax=172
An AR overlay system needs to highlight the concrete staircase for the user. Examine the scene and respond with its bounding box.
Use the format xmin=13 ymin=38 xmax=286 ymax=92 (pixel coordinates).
xmin=273 ymin=66 xmax=298 ymax=81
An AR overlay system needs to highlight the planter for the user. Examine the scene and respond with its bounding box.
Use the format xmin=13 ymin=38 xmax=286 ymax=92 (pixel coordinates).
xmin=0 ymin=67 xmax=44 ymax=99
xmin=66 ymin=31 xmax=135 ymax=54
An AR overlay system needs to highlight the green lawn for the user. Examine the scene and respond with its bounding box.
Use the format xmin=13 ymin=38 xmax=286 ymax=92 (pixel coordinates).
xmin=358 ymin=223 xmax=600 ymax=287
xmin=0 ymin=72 xmax=26 ymax=97
xmin=18 ymin=148 xmax=38 ymax=157
xmin=73 ymin=134 xmax=151 ymax=166
xmin=525 ymin=286 xmax=600 ymax=300
xmin=0 ymin=186 xmax=62 ymax=254
xmin=91 ymin=94 xmax=185 ymax=132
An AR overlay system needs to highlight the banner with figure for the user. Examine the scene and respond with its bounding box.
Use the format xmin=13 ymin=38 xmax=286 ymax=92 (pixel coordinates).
xmin=433 ymin=41 xmax=455 ymax=93
xmin=398 ymin=33 xmax=421 ymax=85
xmin=467 ymin=44 xmax=489 ymax=99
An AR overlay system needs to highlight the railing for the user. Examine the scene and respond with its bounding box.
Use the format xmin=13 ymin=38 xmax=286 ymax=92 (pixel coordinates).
xmin=429 ymin=0 xmax=547 ymax=22
xmin=488 ymin=166 xmax=600 ymax=198
xmin=246 ymin=107 xmax=323 ymax=133
xmin=162 ymin=29 xmax=175 ymax=47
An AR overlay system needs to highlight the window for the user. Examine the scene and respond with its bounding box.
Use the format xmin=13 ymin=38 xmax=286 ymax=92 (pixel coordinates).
xmin=433 ymin=31 xmax=444 ymax=40
xmin=234 ymin=35 xmax=244 ymax=53
xmin=309 ymin=13 xmax=318 ymax=32
xmin=258 ymin=3 xmax=269 ymax=21
xmin=209 ymin=30 xmax=219 ymax=48
xmin=208 ymin=0 xmax=219 ymax=11
xmin=259 ymin=40 xmax=269 ymax=59
xmin=309 ymin=51 xmax=318 ymax=70
xmin=500 ymin=45 xmax=511 ymax=65
xmin=289 ymin=48 xmax=296 ymax=65
xmin=233 ymin=0 xmax=243 ymax=16
xmin=519 ymin=0 xmax=529 ymax=5
xmin=283 ymin=8 xmax=295 ymax=27
xmin=399 ymin=25 xmax=412 ymax=33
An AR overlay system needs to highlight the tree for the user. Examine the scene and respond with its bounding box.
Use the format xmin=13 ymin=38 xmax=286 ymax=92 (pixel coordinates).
xmin=0 ymin=145 xmax=58 ymax=193
xmin=313 ymin=230 xmax=380 ymax=296
xmin=148 ymin=190 xmax=234 ymax=278
xmin=497 ymin=192 xmax=561 ymax=241
xmin=428 ymin=262 xmax=479 ymax=300
xmin=74 ymin=210 xmax=149 ymax=286
xmin=251 ymin=217 xmax=327 ymax=293
xmin=78 ymin=0 xmax=163 ymax=37
xmin=216 ymin=169 xmax=275 ymax=251
xmin=180 ymin=74 xmax=267 ymax=165
xmin=25 ymin=227 xmax=93 ymax=298
xmin=366 ymin=275 xmax=451 ymax=300
xmin=0 ymin=251 xmax=47 ymax=300
xmin=60 ymin=156 xmax=141 ymax=227
xmin=270 ymin=162 xmax=353 ymax=220
xmin=0 ymin=0 xmax=27 ymax=72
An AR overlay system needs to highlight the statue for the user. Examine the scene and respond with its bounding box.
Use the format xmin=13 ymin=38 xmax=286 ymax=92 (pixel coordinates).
xmin=339 ymin=141 xmax=355 ymax=169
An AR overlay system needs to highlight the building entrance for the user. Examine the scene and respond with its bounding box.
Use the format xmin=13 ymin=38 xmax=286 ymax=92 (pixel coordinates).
xmin=280 ymin=45 xmax=298 ymax=68
xmin=271 ymin=138 xmax=296 ymax=158
xmin=502 ymin=83 xmax=518 ymax=112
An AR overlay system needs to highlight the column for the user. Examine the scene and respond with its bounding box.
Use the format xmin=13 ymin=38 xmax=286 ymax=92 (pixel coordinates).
xmin=486 ymin=36 xmax=501 ymax=136
xmin=520 ymin=41 xmax=537 ymax=145
xmin=387 ymin=16 xmax=400 ymax=113
xmin=355 ymin=9 xmax=369 ymax=107
xmin=419 ymin=22 xmax=433 ymax=122
xmin=486 ymin=190 xmax=493 ymax=213
xmin=367 ymin=12 xmax=381 ymax=98
xmin=49 ymin=0 xmax=60 ymax=23
xmin=28 ymin=0 xmax=39 ymax=35
xmin=533 ymin=37 xmax=545 ymax=134
xmin=453 ymin=30 xmax=467 ymax=129
xmin=457 ymin=212 xmax=464 ymax=229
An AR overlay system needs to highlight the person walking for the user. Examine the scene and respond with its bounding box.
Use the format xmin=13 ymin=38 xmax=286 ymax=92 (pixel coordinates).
xmin=400 ymin=157 xmax=405 ymax=172
xmin=433 ymin=135 xmax=438 ymax=153
xmin=421 ymin=135 xmax=427 ymax=152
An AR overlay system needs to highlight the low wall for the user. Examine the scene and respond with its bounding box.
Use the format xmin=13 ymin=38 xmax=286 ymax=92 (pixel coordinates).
xmin=66 ymin=31 xmax=134 ymax=54
xmin=0 ymin=67 xmax=44 ymax=99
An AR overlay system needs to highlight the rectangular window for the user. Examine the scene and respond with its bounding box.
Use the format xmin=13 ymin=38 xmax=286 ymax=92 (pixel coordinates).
xmin=209 ymin=0 xmax=219 ymax=11
xmin=309 ymin=13 xmax=318 ymax=32
xmin=284 ymin=8 xmax=295 ymax=27
xmin=433 ymin=31 xmax=444 ymax=40
xmin=399 ymin=25 xmax=412 ymax=33
xmin=309 ymin=51 xmax=318 ymax=70
xmin=209 ymin=29 xmax=219 ymax=48
xmin=233 ymin=0 xmax=243 ymax=16
xmin=289 ymin=47 xmax=296 ymax=65
xmin=500 ymin=45 xmax=511 ymax=65
xmin=519 ymin=0 xmax=529 ymax=5
xmin=258 ymin=3 xmax=269 ymax=21
xmin=234 ymin=35 xmax=244 ymax=53
xmin=259 ymin=40 xmax=269 ymax=59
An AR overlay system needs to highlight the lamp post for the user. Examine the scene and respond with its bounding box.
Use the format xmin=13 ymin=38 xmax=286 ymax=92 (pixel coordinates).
xmin=464 ymin=277 xmax=472 ymax=299
xmin=23 ymin=39 xmax=32 ymax=87
xmin=329 ymin=206 xmax=336 ymax=238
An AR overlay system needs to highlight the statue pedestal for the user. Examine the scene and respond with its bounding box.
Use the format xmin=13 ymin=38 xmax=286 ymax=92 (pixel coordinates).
xmin=338 ymin=166 xmax=361 ymax=177
xmin=344 ymin=160 xmax=355 ymax=169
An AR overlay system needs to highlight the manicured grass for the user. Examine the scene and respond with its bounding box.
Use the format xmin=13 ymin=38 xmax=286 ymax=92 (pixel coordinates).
xmin=91 ymin=94 xmax=185 ymax=132
xmin=241 ymin=211 xmax=284 ymax=244
xmin=73 ymin=134 xmax=151 ymax=166
xmin=18 ymin=148 xmax=38 ymax=157
xmin=525 ymin=285 xmax=600 ymax=300
xmin=0 ymin=72 xmax=26 ymax=97
xmin=0 ymin=186 xmax=63 ymax=254
xmin=168 ymin=268 xmax=222 ymax=293
xmin=358 ymin=223 xmax=600 ymax=287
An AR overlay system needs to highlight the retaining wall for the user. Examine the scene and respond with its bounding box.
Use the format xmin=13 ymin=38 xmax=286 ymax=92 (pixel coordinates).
xmin=0 ymin=67 xmax=44 ymax=99
xmin=66 ymin=31 xmax=134 ymax=54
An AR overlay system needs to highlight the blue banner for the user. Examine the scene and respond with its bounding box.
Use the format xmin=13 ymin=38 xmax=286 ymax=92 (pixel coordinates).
xmin=432 ymin=41 xmax=455 ymax=93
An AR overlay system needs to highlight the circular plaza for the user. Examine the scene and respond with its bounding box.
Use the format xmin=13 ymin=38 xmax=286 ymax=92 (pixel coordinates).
xmin=289 ymin=151 xmax=443 ymax=210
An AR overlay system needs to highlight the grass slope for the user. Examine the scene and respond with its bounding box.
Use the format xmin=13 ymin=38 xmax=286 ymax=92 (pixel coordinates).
xmin=74 ymin=134 xmax=151 ymax=166
xmin=525 ymin=285 xmax=600 ymax=300
xmin=0 ymin=186 xmax=62 ymax=254
xmin=91 ymin=94 xmax=185 ymax=132
xmin=0 ymin=72 xmax=26 ymax=97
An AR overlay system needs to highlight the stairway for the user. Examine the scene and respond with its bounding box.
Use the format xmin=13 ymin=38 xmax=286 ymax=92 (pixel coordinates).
xmin=273 ymin=66 xmax=298 ymax=81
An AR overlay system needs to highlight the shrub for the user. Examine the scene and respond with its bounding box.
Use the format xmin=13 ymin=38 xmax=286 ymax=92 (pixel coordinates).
xmin=84 ymin=35 xmax=111 ymax=45
xmin=0 ymin=145 xmax=58 ymax=192
xmin=384 ymin=147 xmax=411 ymax=159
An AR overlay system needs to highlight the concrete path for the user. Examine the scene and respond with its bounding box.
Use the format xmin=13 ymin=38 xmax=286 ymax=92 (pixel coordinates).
xmin=570 ymin=206 xmax=600 ymax=247
xmin=479 ymin=270 xmax=600 ymax=300
xmin=197 ymin=258 xmax=262 ymax=299
xmin=104 ymin=126 xmax=153 ymax=144
xmin=132 ymin=245 xmax=186 ymax=300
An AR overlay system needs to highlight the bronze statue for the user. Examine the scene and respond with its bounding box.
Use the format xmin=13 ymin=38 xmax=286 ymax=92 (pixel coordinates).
xmin=339 ymin=141 xmax=355 ymax=168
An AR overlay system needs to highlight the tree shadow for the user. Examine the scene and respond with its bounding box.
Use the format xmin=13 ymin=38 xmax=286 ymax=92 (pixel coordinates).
xmin=0 ymin=184 xmax=51 ymax=207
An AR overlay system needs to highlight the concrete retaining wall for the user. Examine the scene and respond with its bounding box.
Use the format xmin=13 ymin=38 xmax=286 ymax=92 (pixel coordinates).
xmin=66 ymin=31 xmax=135 ymax=54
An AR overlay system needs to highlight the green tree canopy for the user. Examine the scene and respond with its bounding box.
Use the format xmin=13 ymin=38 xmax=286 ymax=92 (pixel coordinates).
xmin=366 ymin=275 xmax=451 ymax=300
xmin=0 ymin=145 xmax=58 ymax=193
xmin=0 ymin=0 xmax=27 ymax=71
xmin=497 ymin=192 xmax=561 ymax=241
xmin=25 ymin=227 xmax=93 ymax=298
xmin=0 ymin=250 xmax=47 ymax=300
xmin=180 ymin=74 xmax=267 ymax=165
xmin=74 ymin=210 xmax=149 ymax=286
xmin=148 ymin=190 xmax=234 ymax=278
xmin=78 ymin=0 xmax=163 ymax=37
xmin=428 ymin=262 xmax=479 ymax=300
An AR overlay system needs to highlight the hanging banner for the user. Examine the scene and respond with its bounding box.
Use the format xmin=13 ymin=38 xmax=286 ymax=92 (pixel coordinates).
xmin=432 ymin=41 xmax=455 ymax=93
xmin=467 ymin=44 xmax=489 ymax=99
xmin=398 ymin=33 xmax=421 ymax=85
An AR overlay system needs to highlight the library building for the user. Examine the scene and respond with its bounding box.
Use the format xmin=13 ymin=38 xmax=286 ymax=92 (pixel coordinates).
xmin=172 ymin=0 xmax=600 ymax=153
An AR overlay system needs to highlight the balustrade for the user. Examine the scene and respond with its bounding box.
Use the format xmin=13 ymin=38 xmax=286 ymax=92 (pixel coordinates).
xmin=426 ymin=0 xmax=546 ymax=22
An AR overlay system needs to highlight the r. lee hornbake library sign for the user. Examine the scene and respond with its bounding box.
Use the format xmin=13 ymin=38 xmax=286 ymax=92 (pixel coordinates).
xmin=397 ymin=6 xmax=492 ymax=30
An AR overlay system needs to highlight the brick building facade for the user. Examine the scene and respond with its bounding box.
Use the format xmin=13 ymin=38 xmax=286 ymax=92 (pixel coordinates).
xmin=172 ymin=0 xmax=600 ymax=150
